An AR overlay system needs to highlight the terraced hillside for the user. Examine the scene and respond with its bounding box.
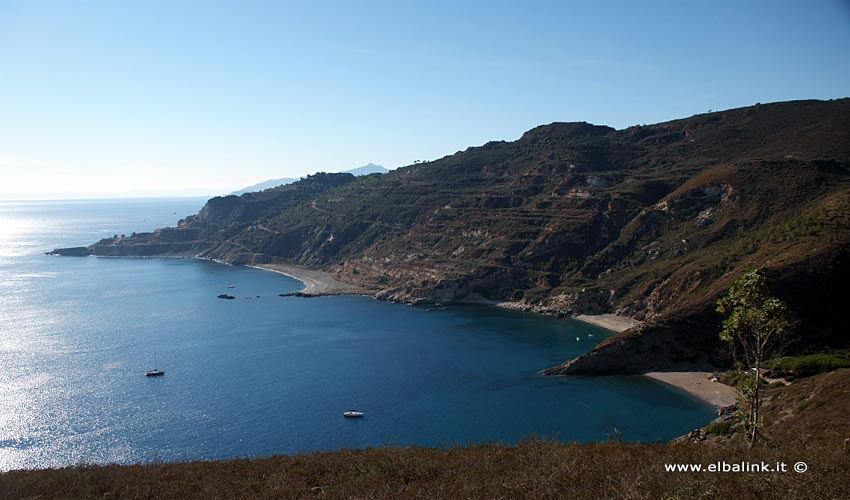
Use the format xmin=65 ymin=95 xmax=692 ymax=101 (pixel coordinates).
xmin=53 ymin=99 xmax=850 ymax=373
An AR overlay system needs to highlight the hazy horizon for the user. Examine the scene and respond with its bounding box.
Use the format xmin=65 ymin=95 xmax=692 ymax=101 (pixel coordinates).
xmin=0 ymin=161 xmax=386 ymax=201
xmin=2 ymin=0 xmax=849 ymax=199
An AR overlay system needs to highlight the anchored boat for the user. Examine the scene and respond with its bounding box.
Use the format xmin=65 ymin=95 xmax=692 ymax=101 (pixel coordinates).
xmin=145 ymin=353 xmax=165 ymax=377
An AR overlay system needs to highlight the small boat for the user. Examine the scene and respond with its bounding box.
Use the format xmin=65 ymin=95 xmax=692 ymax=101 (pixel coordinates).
xmin=146 ymin=354 xmax=165 ymax=377
xmin=227 ymin=284 xmax=236 ymax=289
xmin=576 ymin=337 xmax=582 ymax=342
xmin=343 ymin=410 xmax=364 ymax=418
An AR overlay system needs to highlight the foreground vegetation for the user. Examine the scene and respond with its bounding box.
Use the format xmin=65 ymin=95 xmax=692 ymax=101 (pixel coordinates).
xmin=3 ymin=370 xmax=848 ymax=500
xmin=2 ymin=442 xmax=846 ymax=499
xmin=766 ymin=351 xmax=850 ymax=378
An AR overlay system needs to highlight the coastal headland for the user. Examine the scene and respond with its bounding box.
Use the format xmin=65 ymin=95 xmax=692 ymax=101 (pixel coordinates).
xmin=49 ymin=99 xmax=850 ymax=395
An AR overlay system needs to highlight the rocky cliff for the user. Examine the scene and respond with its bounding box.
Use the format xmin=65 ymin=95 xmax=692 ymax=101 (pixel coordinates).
xmin=52 ymin=99 xmax=850 ymax=373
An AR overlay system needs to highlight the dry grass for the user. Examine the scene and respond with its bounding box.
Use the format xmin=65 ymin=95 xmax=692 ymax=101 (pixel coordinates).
xmin=1 ymin=441 xmax=847 ymax=500
xmin=760 ymin=368 xmax=850 ymax=450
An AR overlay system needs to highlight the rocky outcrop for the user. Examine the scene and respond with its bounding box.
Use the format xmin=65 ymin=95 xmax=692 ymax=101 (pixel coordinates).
xmin=89 ymin=242 xmax=199 ymax=257
xmin=498 ymin=289 xmax=615 ymax=317
xmin=47 ymin=246 xmax=91 ymax=256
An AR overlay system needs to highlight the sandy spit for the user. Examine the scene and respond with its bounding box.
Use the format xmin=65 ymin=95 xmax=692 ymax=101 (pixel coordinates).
xmin=249 ymin=264 xmax=369 ymax=296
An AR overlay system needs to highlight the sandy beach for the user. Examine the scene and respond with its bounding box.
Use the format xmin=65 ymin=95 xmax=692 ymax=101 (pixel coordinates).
xmin=573 ymin=315 xmax=736 ymax=408
xmin=574 ymin=313 xmax=641 ymax=332
xmin=250 ymin=263 xmax=369 ymax=295
xmin=645 ymin=371 xmax=737 ymax=408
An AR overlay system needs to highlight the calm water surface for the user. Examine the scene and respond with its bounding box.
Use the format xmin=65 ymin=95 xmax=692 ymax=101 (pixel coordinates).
xmin=0 ymin=199 xmax=714 ymax=470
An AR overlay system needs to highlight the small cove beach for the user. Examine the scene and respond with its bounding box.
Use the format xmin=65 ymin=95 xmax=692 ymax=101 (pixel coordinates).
xmin=573 ymin=314 xmax=737 ymax=408
xmin=250 ymin=263 xmax=367 ymax=295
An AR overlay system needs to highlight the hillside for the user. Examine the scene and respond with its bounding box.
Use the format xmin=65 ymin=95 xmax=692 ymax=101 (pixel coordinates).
xmin=52 ymin=99 xmax=850 ymax=373
xmin=230 ymin=164 xmax=388 ymax=196
xmin=230 ymin=177 xmax=299 ymax=196
xmin=4 ymin=370 xmax=848 ymax=499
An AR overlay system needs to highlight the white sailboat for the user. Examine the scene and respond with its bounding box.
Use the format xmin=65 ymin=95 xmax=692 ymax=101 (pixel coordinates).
xmin=145 ymin=353 xmax=165 ymax=377
xmin=343 ymin=397 xmax=364 ymax=418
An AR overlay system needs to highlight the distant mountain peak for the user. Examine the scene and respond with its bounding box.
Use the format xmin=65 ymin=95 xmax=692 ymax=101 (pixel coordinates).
xmin=230 ymin=163 xmax=387 ymax=195
xmin=341 ymin=163 xmax=388 ymax=176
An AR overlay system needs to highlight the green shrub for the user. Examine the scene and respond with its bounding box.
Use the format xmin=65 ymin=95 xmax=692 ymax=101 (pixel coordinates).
xmin=716 ymin=369 xmax=748 ymax=388
xmin=704 ymin=419 xmax=737 ymax=436
xmin=766 ymin=352 xmax=850 ymax=377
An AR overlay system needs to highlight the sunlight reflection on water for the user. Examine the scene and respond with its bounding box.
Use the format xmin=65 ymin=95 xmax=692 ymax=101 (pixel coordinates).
xmin=0 ymin=199 xmax=714 ymax=471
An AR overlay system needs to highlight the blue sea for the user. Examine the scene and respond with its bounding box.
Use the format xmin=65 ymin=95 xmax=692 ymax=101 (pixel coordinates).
xmin=0 ymin=198 xmax=713 ymax=470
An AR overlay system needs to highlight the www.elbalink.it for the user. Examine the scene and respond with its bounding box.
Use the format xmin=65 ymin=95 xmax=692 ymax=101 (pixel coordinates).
xmin=664 ymin=461 xmax=808 ymax=473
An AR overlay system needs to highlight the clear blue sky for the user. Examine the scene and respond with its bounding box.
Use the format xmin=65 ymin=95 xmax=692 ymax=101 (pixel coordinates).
xmin=1 ymin=0 xmax=849 ymax=199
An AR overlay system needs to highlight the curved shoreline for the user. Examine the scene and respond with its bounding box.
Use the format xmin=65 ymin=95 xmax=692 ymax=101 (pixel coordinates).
xmin=91 ymin=255 xmax=736 ymax=408
xmin=251 ymin=263 xmax=736 ymax=407
xmin=644 ymin=371 xmax=737 ymax=408
xmin=573 ymin=314 xmax=736 ymax=408
xmin=249 ymin=263 xmax=370 ymax=296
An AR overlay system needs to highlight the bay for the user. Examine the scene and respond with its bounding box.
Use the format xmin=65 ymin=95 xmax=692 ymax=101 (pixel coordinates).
xmin=0 ymin=199 xmax=713 ymax=470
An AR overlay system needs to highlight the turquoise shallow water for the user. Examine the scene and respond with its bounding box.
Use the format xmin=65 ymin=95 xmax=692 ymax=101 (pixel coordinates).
xmin=0 ymin=199 xmax=714 ymax=470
